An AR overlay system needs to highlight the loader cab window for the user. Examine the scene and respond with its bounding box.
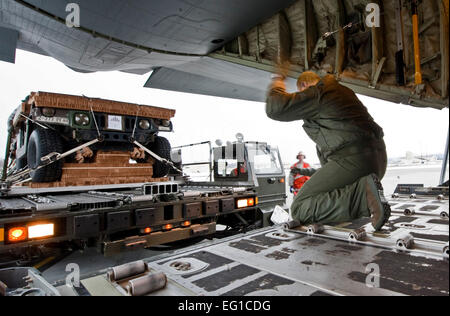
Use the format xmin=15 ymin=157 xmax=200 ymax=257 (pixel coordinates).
xmin=217 ymin=159 xmax=238 ymax=177
xmin=246 ymin=143 xmax=283 ymax=175
xmin=213 ymin=143 xmax=248 ymax=180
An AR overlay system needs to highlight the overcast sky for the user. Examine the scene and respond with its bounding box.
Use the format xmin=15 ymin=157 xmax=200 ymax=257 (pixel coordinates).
xmin=0 ymin=50 xmax=448 ymax=165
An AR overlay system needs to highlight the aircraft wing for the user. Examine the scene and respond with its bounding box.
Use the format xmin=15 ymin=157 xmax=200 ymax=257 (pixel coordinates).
xmin=0 ymin=0 xmax=297 ymax=61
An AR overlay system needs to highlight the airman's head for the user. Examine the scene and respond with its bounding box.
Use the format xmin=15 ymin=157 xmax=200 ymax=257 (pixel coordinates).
xmin=297 ymin=151 xmax=306 ymax=162
xmin=297 ymin=71 xmax=321 ymax=92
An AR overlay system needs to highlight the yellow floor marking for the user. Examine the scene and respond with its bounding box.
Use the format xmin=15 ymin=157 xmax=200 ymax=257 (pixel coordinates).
xmin=33 ymin=256 xmax=56 ymax=270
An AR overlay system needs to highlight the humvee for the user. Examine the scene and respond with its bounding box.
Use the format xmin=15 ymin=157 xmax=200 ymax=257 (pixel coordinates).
xmin=2 ymin=92 xmax=176 ymax=183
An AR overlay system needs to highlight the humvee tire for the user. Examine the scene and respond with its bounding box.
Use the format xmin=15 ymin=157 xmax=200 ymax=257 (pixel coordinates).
xmin=149 ymin=136 xmax=172 ymax=178
xmin=27 ymin=128 xmax=63 ymax=183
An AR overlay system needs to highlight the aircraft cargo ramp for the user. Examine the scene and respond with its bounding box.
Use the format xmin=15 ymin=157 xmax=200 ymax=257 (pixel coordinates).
xmin=18 ymin=187 xmax=446 ymax=297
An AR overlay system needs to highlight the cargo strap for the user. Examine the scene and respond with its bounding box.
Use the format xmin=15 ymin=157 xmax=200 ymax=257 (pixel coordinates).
xmin=133 ymin=140 xmax=184 ymax=175
xmin=19 ymin=114 xmax=51 ymax=131
xmin=88 ymin=101 xmax=101 ymax=138
xmin=7 ymin=138 xmax=102 ymax=185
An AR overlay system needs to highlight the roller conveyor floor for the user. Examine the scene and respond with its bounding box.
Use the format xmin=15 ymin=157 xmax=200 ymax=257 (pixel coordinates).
xmin=2 ymin=190 xmax=448 ymax=296
xmin=47 ymin=192 xmax=447 ymax=296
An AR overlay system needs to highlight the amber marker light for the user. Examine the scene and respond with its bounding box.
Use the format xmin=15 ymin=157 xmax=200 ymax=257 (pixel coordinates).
xmin=181 ymin=221 xmax=191 ymax=227
xmin=143 ymin=227 xmax=152 ymax=234
xmin=8 ymin=227 xmax=27 ymax=242
xmin=247 ymin=198 xmax=255 ymax=207
xmin=28 ymin=223 xmax=55 ymax=239
xmin=163 ymin=224 xmax=174 ymax=231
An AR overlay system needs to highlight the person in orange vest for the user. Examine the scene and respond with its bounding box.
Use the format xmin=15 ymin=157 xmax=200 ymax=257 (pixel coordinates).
xmin=289 ymin=151 xmax=311 ymax=196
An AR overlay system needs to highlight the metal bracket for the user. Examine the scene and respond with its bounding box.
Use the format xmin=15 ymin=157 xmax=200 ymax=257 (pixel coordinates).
xmin=307 ymin=224 xmax=324 ymax=235
xmin=234 ymin=212 xmax=249 ymax=226
xmin=414 ymin=83 xmax=426 ymax=96
xmin=444 ymin=243 xmax=449 ymax=259
xmin=0 ymin=181 xmax=11 ymax=196
xmin=396 ymin=234 xmax=415 ymax=250
xmin=348 ymin=228 xmax=367 ymax=242
xmin=370 ymin=57 xmax=387 ymax=88
xmin=40 ymin=152 xmax=59 ymax=164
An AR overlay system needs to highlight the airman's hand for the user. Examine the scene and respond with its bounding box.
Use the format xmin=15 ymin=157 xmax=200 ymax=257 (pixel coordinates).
xmin=275 ymin=60 xmax=291 ymax=79
xmin=270 ymin=60 xmax=291 ymax=91
xmin=270 ymin=77 xmax=287 ymax=91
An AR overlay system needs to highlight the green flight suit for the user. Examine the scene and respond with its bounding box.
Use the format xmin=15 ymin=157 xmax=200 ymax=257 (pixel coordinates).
xmin=266 ymin=75 xmax=387 ymax=225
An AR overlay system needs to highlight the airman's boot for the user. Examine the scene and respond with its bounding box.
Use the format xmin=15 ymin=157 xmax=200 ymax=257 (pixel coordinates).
xmin=366 ymin=174 xmax=391 ymax=231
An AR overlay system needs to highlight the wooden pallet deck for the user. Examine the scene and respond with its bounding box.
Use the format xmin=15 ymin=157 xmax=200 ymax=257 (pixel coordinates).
xmin=25 ymin=151 xmax=168 ymax=188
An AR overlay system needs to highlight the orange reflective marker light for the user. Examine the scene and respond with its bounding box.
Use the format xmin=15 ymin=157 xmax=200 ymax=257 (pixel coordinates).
xmin=163 ymin=224 xmax=174 ymax=231
xmin=181 ymin=221 xmax=191 ymax=227
xmin=143 ymin=227 xmax=152 ymax=234
xmin=280 ymin=178 xmax=285 ymax=184
xmin=8 ymin=227 xmax=27 ymax=242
